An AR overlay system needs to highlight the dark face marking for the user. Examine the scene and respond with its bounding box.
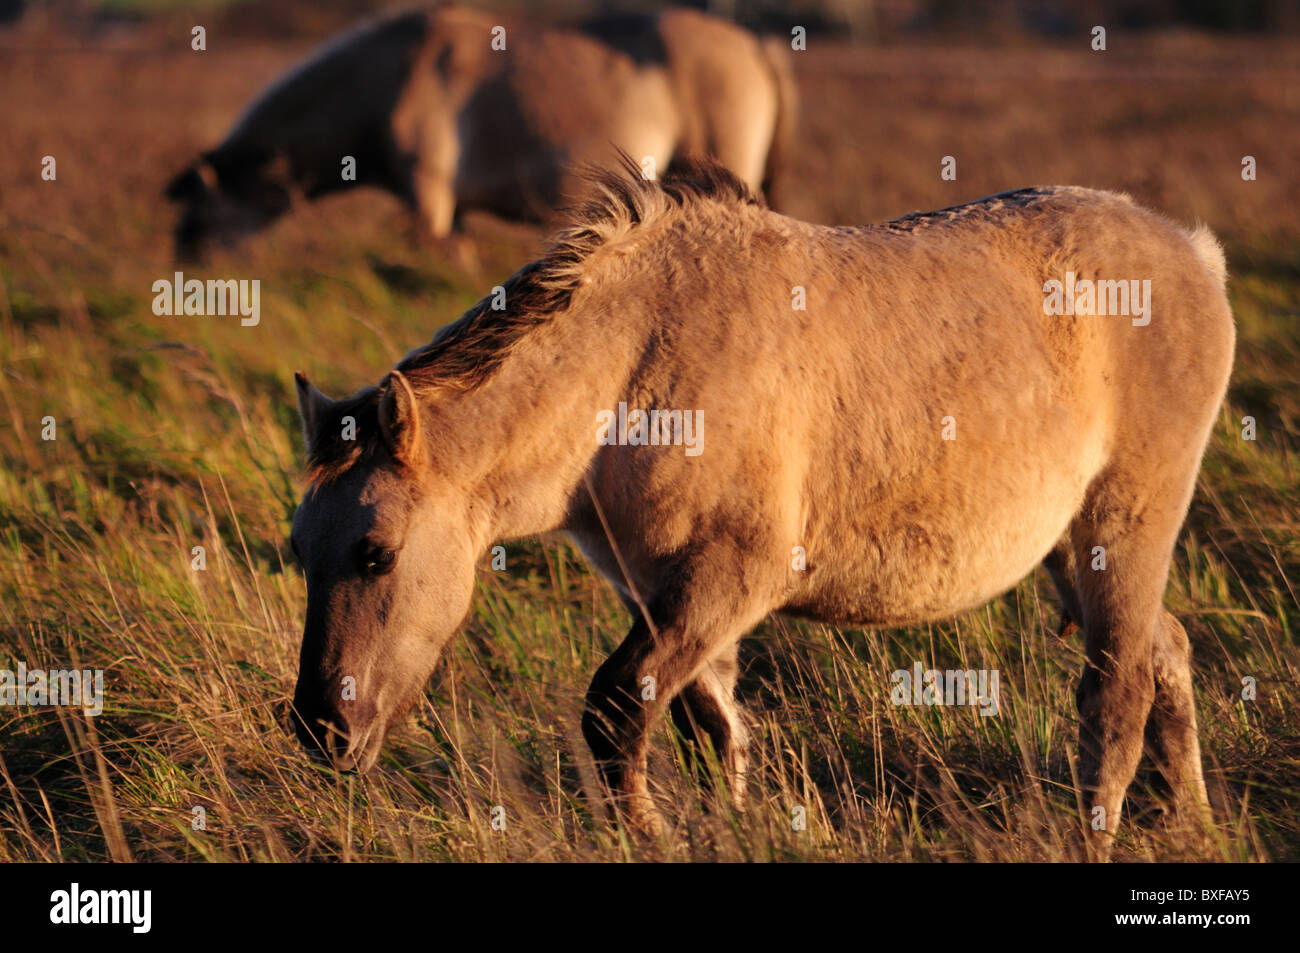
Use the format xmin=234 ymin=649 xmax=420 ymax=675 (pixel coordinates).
xmin=289 ymin=459 xmax=475 ymax=772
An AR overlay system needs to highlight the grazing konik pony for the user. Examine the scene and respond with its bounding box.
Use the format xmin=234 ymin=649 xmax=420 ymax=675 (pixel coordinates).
xmin=289 ymin=159 xmax=1234 ymax=859
xmin=164 ymin=4 xmax=795 ymax=257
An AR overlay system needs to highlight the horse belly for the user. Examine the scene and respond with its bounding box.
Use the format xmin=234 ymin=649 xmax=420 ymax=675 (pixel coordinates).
xmin=794 ymin=430 xmax=1104 ymax=627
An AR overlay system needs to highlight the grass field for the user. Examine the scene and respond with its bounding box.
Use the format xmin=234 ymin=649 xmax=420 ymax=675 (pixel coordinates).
xmin=0 ymin=23 xmax=1297 ymax=861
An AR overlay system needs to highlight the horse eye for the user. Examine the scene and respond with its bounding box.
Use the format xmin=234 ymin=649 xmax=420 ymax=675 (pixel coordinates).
xmin=362 ymin=547 xmax=397 ymax=576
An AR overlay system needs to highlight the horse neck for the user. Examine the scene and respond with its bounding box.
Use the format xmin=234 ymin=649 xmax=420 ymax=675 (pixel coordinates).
xmin=423 ymin=294 xmax=643 ymax=545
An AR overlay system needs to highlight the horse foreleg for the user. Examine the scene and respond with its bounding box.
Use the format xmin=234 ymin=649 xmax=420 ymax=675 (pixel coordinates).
xmin=581 ymin=556 xmax=776 ymax=840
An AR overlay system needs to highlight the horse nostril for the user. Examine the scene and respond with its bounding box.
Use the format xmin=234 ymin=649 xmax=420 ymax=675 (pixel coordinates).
xmin=330 ymin=746 xmax=361 ymax=772
xmin=291 ymin=682 xmax=381 ymax=770
xmin=291 ymin=700 xmax=345 ymax=757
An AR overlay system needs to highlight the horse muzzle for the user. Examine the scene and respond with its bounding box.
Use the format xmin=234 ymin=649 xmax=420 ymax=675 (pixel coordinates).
xmin=291 ymin=684 xmax=384 ymax=772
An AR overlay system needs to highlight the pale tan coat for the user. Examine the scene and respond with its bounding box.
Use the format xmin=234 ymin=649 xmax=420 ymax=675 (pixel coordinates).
xmin=291 ymin=160 xmax=1234 ymax=859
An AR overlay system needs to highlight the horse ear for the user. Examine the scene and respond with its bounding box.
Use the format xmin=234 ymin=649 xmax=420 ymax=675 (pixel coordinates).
xmin=294 ymin=371 xmax=333 ymax=452
xmin=164 ymin=157 xmax=217 ymax=201
xmin=264 ymin=150 xmax=293 ymax=185
xmin=378 ymin=370 xmax=424 ymax=465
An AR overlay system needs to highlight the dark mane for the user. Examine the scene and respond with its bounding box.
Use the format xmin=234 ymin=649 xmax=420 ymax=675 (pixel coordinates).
xmin=398 ymin=153 xmax=758 ymax=392
xmin=306 ymin=155 xmax=757 ymax=487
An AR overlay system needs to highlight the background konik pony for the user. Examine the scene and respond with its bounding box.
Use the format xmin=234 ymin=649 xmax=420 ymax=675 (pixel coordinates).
xmin=165 ymin=4 xmax=795 ymax=258
xmin=289 ymin=157 xmax=1234 ymax=860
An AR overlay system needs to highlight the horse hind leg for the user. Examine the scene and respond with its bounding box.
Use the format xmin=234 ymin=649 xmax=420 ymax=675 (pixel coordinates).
xmin=1067 ymin=474 xmax=1201 ymax=860
xmin=669 ymin=642 xmax=749 ymax=809
xmin=1062 ymin=416 xmax=1222 ymax=859
xmin=1043 ymin=540 xmax=1082 ymax=639
xmin=1144 ymin=610 xmax=1211 ymax=833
